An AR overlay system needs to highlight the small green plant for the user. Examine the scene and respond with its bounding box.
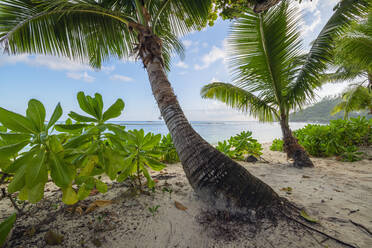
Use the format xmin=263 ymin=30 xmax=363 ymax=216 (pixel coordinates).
xmin=162 ymin=187 xmax=173 ymax=198
xmin=148 ymin=205 xmax=160 ymax=216
xmin=340 ymin=146 xmax=363 ymax=162
xmin=215 ymin=140 xmax=243 ymax=160
xmin=270 ymin=138 xmax=284 ymax=151
xmin=114 ymin=129 xmax=166 ymax=189
xmin=0 ymin=213 xmax=16 ymax=246
xmin=157 ymin=134 xmax=179 ymax=163
xmin=292 ymin=117 xmax=371 ymax=161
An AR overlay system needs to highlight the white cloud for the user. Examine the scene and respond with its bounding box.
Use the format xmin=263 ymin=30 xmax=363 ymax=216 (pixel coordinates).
xmin=0 ymin=54 xmax=89 ymax=71
xmin=295 ymin=0 xmax=319 ymax=13
xmin=109 ymin=74 xmax=133 ymax=82
xmin=101 ymin=65 xmax=115 ymax=74
xmin=194 ymin=46 xmax=225 ymax=70
xmin=182 ymin=40 xmax=192 ymax=48
xmin=175 ymin=61 xmax=188 ymax=69
xmin=67 ymin=72 xmax=95 ymax=83
xmin=302 ymin=10 xmax=322 ymax=36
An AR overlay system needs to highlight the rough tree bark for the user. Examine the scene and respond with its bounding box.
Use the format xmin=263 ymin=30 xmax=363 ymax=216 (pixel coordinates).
xmin=136 ymin=27 xmax=281 ymax=213
xmin=254 ymin=0 xmax=282 ymax=13
xmin=280 ymin=114 xmax=314 ymax=168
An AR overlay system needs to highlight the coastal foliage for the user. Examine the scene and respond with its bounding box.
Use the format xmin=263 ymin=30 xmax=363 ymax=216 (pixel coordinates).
xmin=270 ymin=138 xmax=284 ymax=152
xmin=290 ymin=97 xmax=372 ymax=123
xmin=216 ymin=131 xmax=263 ymax=160
xmin=0 ymin=92 xmax=166 ymax=206
xmin=272 ymin=117 xmax=372 ymax=161
xmin=157 ymin=134 xmax=180 ymax=164
xmin=0 ymin=213 xmax=16 ymax=246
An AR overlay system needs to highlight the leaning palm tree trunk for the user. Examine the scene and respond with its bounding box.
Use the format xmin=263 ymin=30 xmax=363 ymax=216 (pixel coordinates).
xmin=279 ymin=115 xmax=313 ymax=167
xmin=140 ymin=31 xmax=280 ymax=212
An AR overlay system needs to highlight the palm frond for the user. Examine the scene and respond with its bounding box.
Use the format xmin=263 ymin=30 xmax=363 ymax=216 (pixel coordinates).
xmin=228 ymin=1 xmax=303 ymax=109
xmin=320 ymin=66 xmax=367 ymax=84
xmin=287 ymin=0 xmax=369 ymax=105
xmin=201 ymin=82 xmax=278 ymax=122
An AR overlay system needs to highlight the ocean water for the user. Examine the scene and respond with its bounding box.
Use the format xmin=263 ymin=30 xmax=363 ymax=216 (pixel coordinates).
xmin=113 ymin=121 xmax=310 ymax=144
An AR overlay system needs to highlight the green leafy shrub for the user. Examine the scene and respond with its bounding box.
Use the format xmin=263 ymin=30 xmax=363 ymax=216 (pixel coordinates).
xmin=215 ymin=140 xmax=243 ymax=160
xmin=293 ymin=117 xmax=371 ymax=161
xmin=215 ymin=131 xmax=263 ymax=160
xmin=0 ymin=92 xmax=167 ymax=207
xmin=113 ymin=129 xmax=166 ymax=189
xmin=157 ymin=134 xmax=179 ymax=163
xmin=270 ymin=138 xmax=284 ymax=151
xmin=0 ymin=213 xmax=16 ymax=246
xmin=229 ymin=131 xmax=263 ymax=157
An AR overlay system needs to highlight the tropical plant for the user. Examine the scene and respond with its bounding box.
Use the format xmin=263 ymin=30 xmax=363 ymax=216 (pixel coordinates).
xmin=157 ymin=134 xmax=179 ymax=163
xmin=216 ymin=140 xmax=243 ymax=160
xmin=0 ymin=213 xmax=16 ymax=247
xmin=291 ymin=117 xmax=371 ymax=161
xmin=270 ymin=138 xmax=284 ymax=152
xmin=113 ymin=129 xmax=165 ymax=189
xmin=0 ymin=92 xmax=128 ymax=205
xmin=321 ymin=6 xmax=372 ymax=118
xmin=0 ymin=0 xmax=283 ymax=211
xmin=331 ymin=86 xmax=372 ymax=119
xmin=229 ymin=131 xmax=263 ymax=158
xmin=201 ymin=0 xmax=368 ymax=168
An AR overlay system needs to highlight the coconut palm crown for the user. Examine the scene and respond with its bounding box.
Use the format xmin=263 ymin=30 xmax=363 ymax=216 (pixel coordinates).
xmin=201 ymin=0 xmax=368 ymax=167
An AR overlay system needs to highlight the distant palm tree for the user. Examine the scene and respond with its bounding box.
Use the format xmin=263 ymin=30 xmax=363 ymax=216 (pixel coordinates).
xmin=322 ymin=5 xmax=372 ymax=118
xmin=0 ymin=0 xmax=283 ymax=212
xmin=201 ymin=0 xmax=368 ymax=167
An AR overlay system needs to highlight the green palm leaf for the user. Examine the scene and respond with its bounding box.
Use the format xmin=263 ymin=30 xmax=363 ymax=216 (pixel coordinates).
xmin=201 ymin=82 xmax=278 ymax=122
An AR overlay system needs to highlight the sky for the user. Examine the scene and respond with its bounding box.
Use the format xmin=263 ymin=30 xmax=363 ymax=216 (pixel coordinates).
xmin=0 ymin=0 xmax=347 ymax=122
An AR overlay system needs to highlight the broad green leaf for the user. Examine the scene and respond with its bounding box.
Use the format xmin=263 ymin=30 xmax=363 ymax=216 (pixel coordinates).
xmin=47 ymin=103 xmax=62 ymax=131
xmin=49 ymin=152 xmax=74 ymax=188
xmin=63 ymin=134 xmax=92 ymax=149
xmin=26 ymin=99 xmax=46 ymax=132
xmin=93 ymin=93 xmax=103 ymax=120
xmin=0 ymin=141 xmax=29 ymax=159
xmin=48 ymin=135 xmax=64 ymax=154
xmin=300 ymin=210 xmax=318 ymax=223
xmin=62 ymin=186 xmax=78 ymax=205
xmin=68 ymin=112 xmax=97 ymax=123
xmin=0 ymin=126 xmax=6 ymax=132
xmin=77 ymin=92 xmax=96 ymax=117
xmin=0 ymin=107 xmax=36 ymax=134
xmin=142 ymin=134 xmax=161 ymax=150
xmin=95 ymin=180 xmax=107 ymax=193
xmin=0 ymin=159 xmax=11 ymax=171
xmin=79 ymin=155 xmax=98 ymax=177
xmin=144 ymin=157 xmax=166 ymax=171
xmin=8 ymin=163 xmax=27 ymax=193
xmin=102 ymin=99 xmax=125 ymax=121
xmin=54 ymin=124 xmax=88 ymax=133
xmin=18 ymin=187 xmax=28 ymax=201
xmin=77 ymin=184 xmax=91 ymax=200
xmin=105 ymin=124 xmax=127 ymax=137
xmin=0 ymin=132 xmax=31 ymax=144
xmin=0 ymin=213 xmax=16 ymax=247
xmin=26 ymin=148 xmax=47 ymax=188
xmin=4 ymin=150 xmax=35 ymax=173
xmin=27 ymin=182 xmax=45 ymax=203
xmin=117 ymin=156 xmax=135 ymax=182
xmin=142 ymin=166 xmax=155 ymax=188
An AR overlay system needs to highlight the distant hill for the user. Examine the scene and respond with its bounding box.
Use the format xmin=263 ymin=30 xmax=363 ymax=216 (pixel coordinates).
xmin=290 ymin=97 xmax=372 ymax=123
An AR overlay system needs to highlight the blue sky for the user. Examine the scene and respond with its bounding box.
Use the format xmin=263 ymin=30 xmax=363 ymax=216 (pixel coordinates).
xmin=0 ymin=0 xmax=347 ymax=121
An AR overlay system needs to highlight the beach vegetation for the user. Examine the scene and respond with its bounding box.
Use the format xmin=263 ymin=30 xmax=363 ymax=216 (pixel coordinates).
xmin=270 ymin=138 xmax=284 ymax=152
xmin=0 ymin=213 xmax=16 ymax=246
xmin=201 ymin=0 xmax=368 ymax=168
xmin=271 ymin=117 xmax=372 ymax=162
xmin=157 ymin=134 xmax=180 ymax=164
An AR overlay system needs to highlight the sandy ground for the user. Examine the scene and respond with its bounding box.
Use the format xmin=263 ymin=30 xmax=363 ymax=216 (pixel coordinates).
xmin=1 ymin=144 xmax=371 ymax=248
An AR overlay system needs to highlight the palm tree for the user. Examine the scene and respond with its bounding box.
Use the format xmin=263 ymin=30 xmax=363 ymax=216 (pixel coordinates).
xmin=322 ymin=6 xmax=372 ymax=118
xmin=201 ymin=0 xmax=368 ymax=168
xmin=331 ymin=86 xmax=372 ymax=119
xmin=0 ymin=0 xmax=283 ymax=212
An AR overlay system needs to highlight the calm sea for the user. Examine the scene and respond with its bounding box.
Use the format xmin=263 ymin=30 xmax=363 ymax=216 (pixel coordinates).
xmin=112 ymin=121 xmax=310 ymax=145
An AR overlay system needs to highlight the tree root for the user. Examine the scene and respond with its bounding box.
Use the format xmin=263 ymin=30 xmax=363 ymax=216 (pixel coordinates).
xmin=349 ymin=219 xmax=372 ymax=236
xmin=282 ymin=210 xmax=358 ymax=248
